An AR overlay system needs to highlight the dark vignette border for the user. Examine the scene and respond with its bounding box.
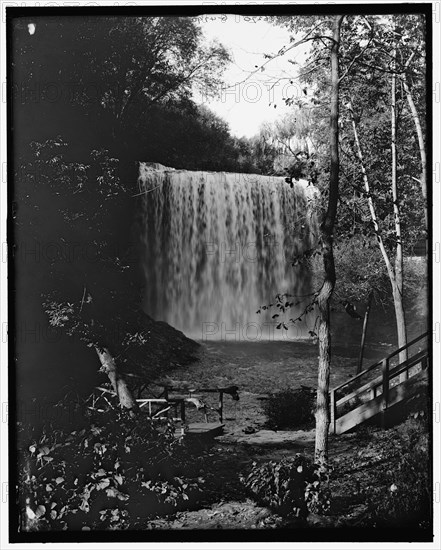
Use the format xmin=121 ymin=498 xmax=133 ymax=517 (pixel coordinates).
xmin=6 ymin=2 xmax=434 ymax=544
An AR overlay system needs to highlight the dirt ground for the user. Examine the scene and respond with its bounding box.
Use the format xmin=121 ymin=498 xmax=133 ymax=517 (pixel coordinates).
xmin=144 ymin=341 xmax=384 ymax=530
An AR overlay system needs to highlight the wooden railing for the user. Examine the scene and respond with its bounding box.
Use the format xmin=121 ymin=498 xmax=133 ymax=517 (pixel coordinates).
xmin=330 ymin=332 xmax=429 ymax=434
xmin=136 ymin=385 xmax=239 ymax=427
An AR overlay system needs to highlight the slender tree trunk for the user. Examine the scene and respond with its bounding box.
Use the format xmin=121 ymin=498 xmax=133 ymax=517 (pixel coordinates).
xmin=349 ymin=99 xmax=408 ymax=371
xmin=357 ymin=290 xmax=372 ymax=374
xmin=82 ymin=288 xmax=138 ymax=413
xmin=95 ymin=347 xmax=138 ymax=414
xmin=391 ymin=52 xmax=408 ymax=369
xmin=314 ymin=15 xmax=343 ymax=464
xmin=391 ymin=281 xmax=408 ymax=376
xmin=402 ymin=54 xmax=427 ymax=251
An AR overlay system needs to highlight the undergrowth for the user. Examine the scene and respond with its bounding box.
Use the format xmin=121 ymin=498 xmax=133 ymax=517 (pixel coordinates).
xmin=263 ymin=386 xmax=316 ymax=430
xmin=17 ymin=398 xmax=210 ymax=531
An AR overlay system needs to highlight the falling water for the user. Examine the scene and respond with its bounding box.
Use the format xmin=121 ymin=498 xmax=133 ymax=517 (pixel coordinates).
xmin=139 ymin=163 xmax=317 ymax=341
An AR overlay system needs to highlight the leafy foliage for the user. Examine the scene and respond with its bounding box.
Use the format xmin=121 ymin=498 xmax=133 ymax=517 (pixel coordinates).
xmin=363 ymin=419 xmax=430 ymax=528
xmin=12 ymin=16 xmax=265 ymax=173
xmin=241 ymin=455 xmax=331 ymax=519
xmin=329 ymin=417 xmax=430 ymax=529
xmin=18 ymin=404 xmax=207 ymax=531
xmin=16 ymin=140 xmax=199 ymax=398
xmin=271 ymin=14 xmax=426 ymax=257
xmin=263 ymin=387 xmax=316 ymax=430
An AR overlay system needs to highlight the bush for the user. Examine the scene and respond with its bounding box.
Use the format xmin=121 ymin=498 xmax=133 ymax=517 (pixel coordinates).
xmin=364 ymin=419 xmax=430 ymax=528
xmin=263 ymin=386 xmax=315 ymax=430
xmin=240 ymin=455 xmax=331 ymax=520
xmin=18 ymin=404 xmax=208 ymax=531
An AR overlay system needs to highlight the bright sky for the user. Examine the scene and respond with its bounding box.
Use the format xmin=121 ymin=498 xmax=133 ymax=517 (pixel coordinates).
xmin=198 ymin=15 xmax=309 ymax=138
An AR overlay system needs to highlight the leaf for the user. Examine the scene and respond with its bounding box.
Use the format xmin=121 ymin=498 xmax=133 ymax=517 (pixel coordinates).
xmin=272 ymin=314 xmax=279 ymax=319
xmin=26 ymin=506 xmax=36 ymax=520
xmin=96 ymin=478 xmax=111 ymax=490
xmin=55 ymin=477 xmax=64 ymax=485
xmin=79 ymin=500 xmax=90 ymax=513
xmin=35 ymin=505 xmax=46 ymax=518
xmin=114 ymin=474 xmax=123 ymax=485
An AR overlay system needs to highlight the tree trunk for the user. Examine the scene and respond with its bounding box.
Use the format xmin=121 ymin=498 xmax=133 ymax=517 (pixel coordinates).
xmin=391 ymin=281 xmax=408 ymax=373
xmin=349 ymin=99 xmax=407 ymax=371
xmin=314 ymin=15 xmax=343 ymax=464
xmin=391 ymin=48 xmax=407 ymax=372
xmin=315 ymin=278 xmax=334 ymax=463
xmin=95 ymin=347 xmax=138 ymax=414
xmin=402 ymin=63 xmax=427 ymax=252
xmin=357 ymin=291 xmax=372 ymax=374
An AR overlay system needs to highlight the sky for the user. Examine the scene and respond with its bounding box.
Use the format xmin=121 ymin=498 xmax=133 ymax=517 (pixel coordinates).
xmin=197 ymin=15 xmax=309 ymax=139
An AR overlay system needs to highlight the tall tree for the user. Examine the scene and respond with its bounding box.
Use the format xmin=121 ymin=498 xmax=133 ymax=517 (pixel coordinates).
xmin=272 ymin=12 xmax=425 ymax=460
xmin=12 ymin=16 xmax=230 ymax=155
xmin=273 ymin=14 xmax=344 ymax=462
xmin=314 ymin=15 xmax=344 ymax=463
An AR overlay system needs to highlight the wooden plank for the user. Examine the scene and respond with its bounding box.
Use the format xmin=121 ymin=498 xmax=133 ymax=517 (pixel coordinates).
xmin=330 ymin=389 xmax=337 ymax=435
xmin=335 ymin=350 xmax=428 ymax=409
xmin=381 ymin=358 xmax=389 ymax=428
xmin=331 ymin=332 xmax=428 ymax=394
xmin=174 ymin=423 xmax=225 ymax=438
xmin=337 ymin=373 xmax=383 ymax=408
xmin=387 ymin=350 xmax=427 ymax=381
xmin=186 ymin=422 xmax=224 ymax=434
xmin=335 ymin=395 xmax=384 ymax=434
xmin=335 ymin=369 xmax=429 ymax=434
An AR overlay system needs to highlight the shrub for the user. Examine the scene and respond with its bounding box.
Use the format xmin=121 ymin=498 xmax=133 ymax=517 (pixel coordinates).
xmin=240 ymin=455 xmax=331 ymax=520
xmin=18 ymin=404 xmax=207 ymax=531
xmin=364 ymin=419 xmax=430 ymax=528
xmin=263 ymin=386 xmax=315 ymax=430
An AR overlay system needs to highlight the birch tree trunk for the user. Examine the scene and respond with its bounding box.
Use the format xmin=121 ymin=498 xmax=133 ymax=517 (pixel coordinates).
xmin=349 ymin=94 xmax=408 ymax=374
xmin=314 ymin=15 xmax=343 ymax=464
xmin=95 ymin=347 xmax=138 ymax=414
xmin=391 ymin=50 xmax=408 ymax=371
xmin=402 ymin=68 xmax=427 ymax=252
xmin=357 ymin=290 xmax=372 ymax=374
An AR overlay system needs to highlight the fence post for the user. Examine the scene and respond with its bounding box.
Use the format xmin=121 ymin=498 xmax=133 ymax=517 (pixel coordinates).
xmin=163 ymin=388 xmax=169 ymax=419
xmin=330 ymin=389 xmax=337 ymax=435
xmin=218 ymin=391 xmax=224 ymax=423
xmin=381 ymin=358 xmax=389 ymax=428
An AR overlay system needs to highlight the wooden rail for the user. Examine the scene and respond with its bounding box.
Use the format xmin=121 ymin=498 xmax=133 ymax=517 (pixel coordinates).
xmin=136 ymin=385 xmax=239 ymax=433
xmin=330 ymin=332 xmax=429 ymax=435
xmin=91 ymin=384 xmax=238 ymax=438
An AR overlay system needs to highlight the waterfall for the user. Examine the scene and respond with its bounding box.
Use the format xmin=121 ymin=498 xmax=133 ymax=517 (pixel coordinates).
xmin=139 ymin=163 xmax=317 ymax=341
